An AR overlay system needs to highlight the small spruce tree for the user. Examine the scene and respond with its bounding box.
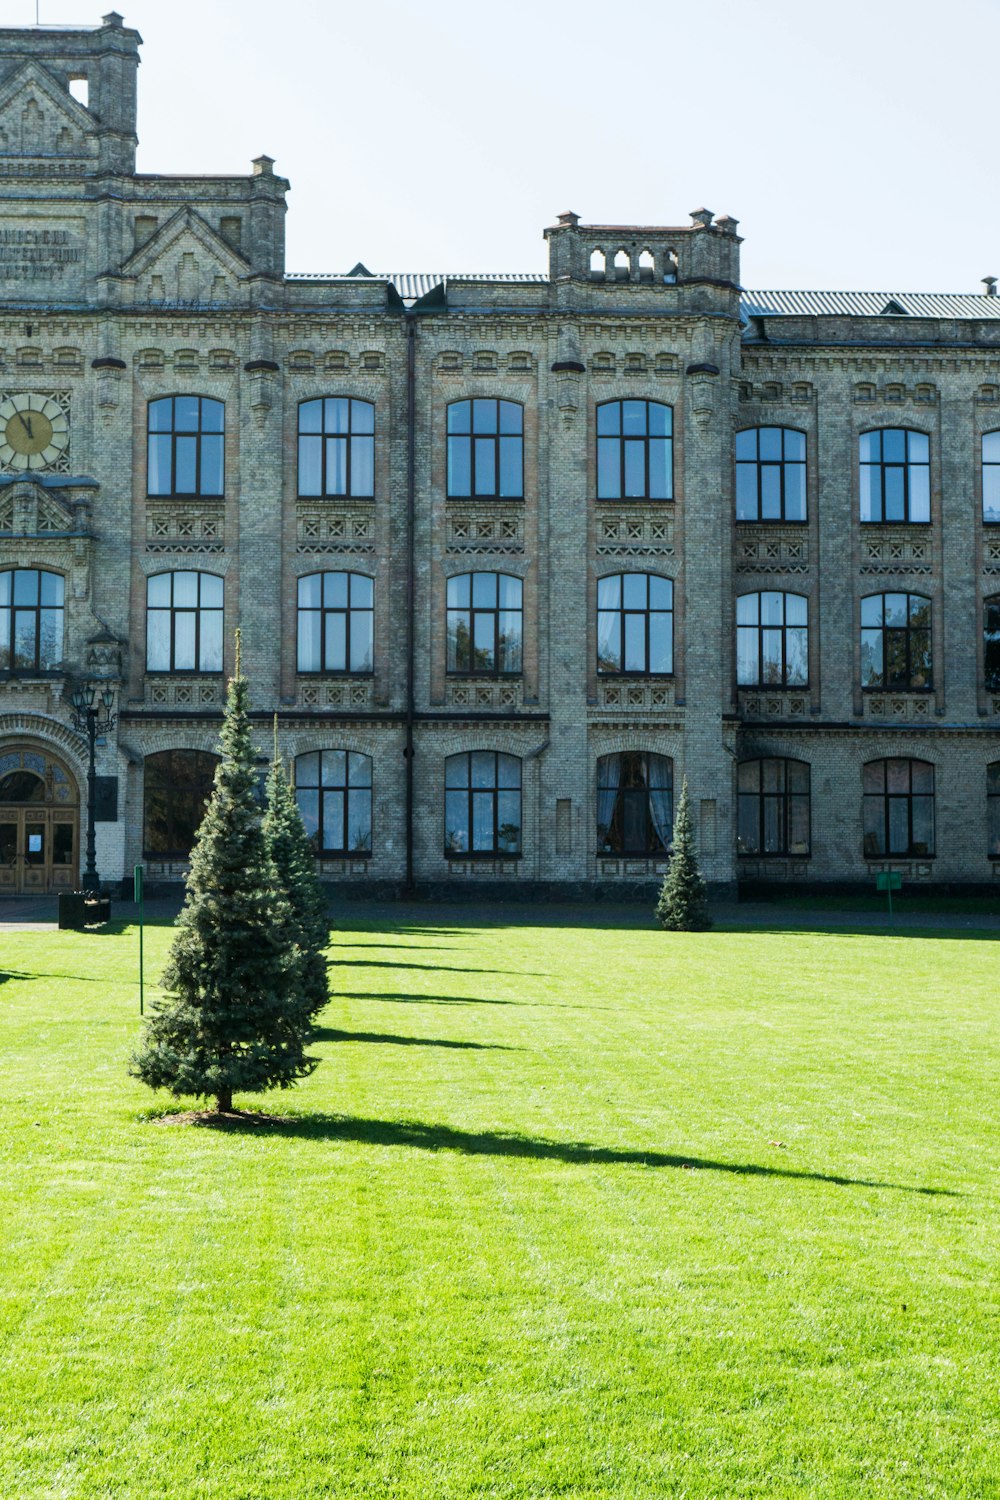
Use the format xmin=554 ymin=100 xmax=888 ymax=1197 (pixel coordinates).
xmin=655 ymin=776 xmax=712 ymax=932
xmin=264 ymin=719 xmax=330 ymax=1020
xmin=130 ymin=634 xmax=316 ymax=1113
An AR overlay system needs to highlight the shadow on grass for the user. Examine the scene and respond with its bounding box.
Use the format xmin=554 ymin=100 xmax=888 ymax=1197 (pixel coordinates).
xmin=331 ymin=989 xmax=516 ymax=1006
xmin=313 ymin=1027 xmax=515 ymax=1051
xmin=333 ymin=959 xmax=542 ymax=975
xmin=173 ymin=1112 xmax=955 ymax=1195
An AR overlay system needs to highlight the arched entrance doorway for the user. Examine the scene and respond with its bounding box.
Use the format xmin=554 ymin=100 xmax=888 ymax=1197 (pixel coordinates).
xmin=0 ymin=745 xmax=79 ymax=894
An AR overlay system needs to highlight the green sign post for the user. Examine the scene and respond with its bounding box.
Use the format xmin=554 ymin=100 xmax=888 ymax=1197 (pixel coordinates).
xmin=134 ymin=864 xmax=145 ymax=1015
xmin=875 ymin=869 xmax=902 ymax=918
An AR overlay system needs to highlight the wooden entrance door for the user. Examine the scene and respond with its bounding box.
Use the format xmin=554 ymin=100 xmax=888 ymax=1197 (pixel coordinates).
xmin=0 ymin=747 xmax=79 ymax=894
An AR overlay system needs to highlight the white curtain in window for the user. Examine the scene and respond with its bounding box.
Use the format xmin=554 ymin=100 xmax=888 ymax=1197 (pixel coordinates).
xmin=596 ymin=756 xmax=621 ymax=845
xmin=647 ymin=755 xmax=673 ymax=850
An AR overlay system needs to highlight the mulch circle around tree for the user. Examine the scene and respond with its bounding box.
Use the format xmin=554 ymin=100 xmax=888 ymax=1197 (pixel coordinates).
xmin=152 ymin=1110 xmax=294 ymax=1129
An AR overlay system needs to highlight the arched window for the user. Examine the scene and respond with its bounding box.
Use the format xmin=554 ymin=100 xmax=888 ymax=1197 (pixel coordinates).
xmin=859 ymin=429 xmax=930 ymax=522
xmin=446 ymin=573 xmax=522 ymax=675
xmin=596 ymin=752 xmax=672 ymax=855
xmin=736 ymin=592 xmax=808 ymax=687
xmin=985 ymin=596 xmax=1000 ymax=690
xmin=982 ymin=432 xmax=1000 ymax=524
xmin=737 ymin=758 xmax=810 ymax=856
xmin=146 ymin=571 xmax=223 ymax=673
xmin=863 ymin=758 xmax=935 ymax=857
xmin=143 ymin=749 xmax=219 ymax=858
xmin=147 ymin=396 xmax=224 ymax=496
xmin=597 ymin=573 xmax=673 ymax=674
xmin=597 ymin=400 xmax=672 ymax=500
xmin=444 ymin=751 xmax=521 ymax=855
xmin=988 ymin=763 xmax=1000 ymax=858
xmin=297 ymin=572 xmax=373 ymax=674
xmin=735 ymin=427 xmax=807 ymax=522
xmin=0 ymin=568 xmax=64 ymax=673
xmin=297 ymin=398 xmax=374 ymax=497
xmin=446 ymin=400 xmax=523 ymax=499
xmin=860 ymin=593 xmax=931 ymax=690
xmin=294 ymin=750 xmax=372 ymax=855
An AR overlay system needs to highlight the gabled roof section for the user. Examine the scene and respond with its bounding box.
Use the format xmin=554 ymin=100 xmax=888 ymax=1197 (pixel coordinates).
xmin=0 ymin=58 xmax=97 ymax=158
xmin=121 ymin=207 xmax=250 ymax=279
xmin=743 ymin=289 xmax=1000 ymax=320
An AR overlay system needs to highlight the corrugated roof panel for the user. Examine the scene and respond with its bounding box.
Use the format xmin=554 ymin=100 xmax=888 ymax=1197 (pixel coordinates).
xmin=743 ymin=289 xmax=1000 ymax=320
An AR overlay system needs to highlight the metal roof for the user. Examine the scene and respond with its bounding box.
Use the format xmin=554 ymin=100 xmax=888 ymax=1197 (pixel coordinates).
xmin=286 ymin=271 xmax=548 ymax=301
xmin=743 ymin=289 xmax=1000 ymax=320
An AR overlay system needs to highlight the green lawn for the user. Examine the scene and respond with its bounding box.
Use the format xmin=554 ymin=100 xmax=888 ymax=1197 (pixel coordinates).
xmin=1 ymin=907 xmax=998 ymax=1499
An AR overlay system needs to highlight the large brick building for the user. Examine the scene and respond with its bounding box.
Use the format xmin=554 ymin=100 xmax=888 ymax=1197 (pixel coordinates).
xmin=2 ymin=14 xmax=998 ymax=898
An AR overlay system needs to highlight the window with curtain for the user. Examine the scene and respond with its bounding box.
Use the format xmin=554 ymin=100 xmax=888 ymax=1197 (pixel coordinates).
xmin=736 ymin=592 xmax=808 ymax=687
xmin=597 ymin=573 xmax=673 ymax=674
xmin=444 ymin=751 xmax=521 ymax=855
xmin=862 ymin=758 xmax=935 ymax=857
xmin=0 ymin=568 xmax=64 ymax=673
xmin=143 ymin=749 xmax=219 ymax=857
xmin=446 ymin=400 xmax=523 ymax=498
xmin=297 ymin=398 xmax=375 ymax=497
xmin=446 ymin=573 xmax=523 ymax=674
xmin=737 ymin=758 xmax=810 ymax=856
xmin=297 ymin=572 xmax=374 ymax=674
xmin=596 ymin=751 xmax=673 ymax=855
xmin=860 ymin=593 xmax=932 ymax=690
xmin=146 ymin=571 xmax=223 ymax=672
xmin=735 ymin=427 xmax=807 ymax=522
xmin=596 ymin=399 xmax=673 ymax=500
xmin=984 ymin=596 xmax=1000 ymax=690
xmin=147 ymin=396 xmax=224 ymax=497
xmin=294 ymin=750 xmax=372 ymax=855
xmin=859 ymin=429 xmax=930 ymax=522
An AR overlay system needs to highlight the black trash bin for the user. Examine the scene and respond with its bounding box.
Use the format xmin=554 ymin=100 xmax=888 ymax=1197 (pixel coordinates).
xmin=58 ymin=892 xmax=88 ymax=930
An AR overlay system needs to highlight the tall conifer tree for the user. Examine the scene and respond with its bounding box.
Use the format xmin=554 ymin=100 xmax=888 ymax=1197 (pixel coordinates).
xmin=130 ymin=635 xmax=316 ymax=1113
xmin=655 ymin=776 xmax=712 ymax=932
xmin=264 ymin=719 xmax=330 ymax=1019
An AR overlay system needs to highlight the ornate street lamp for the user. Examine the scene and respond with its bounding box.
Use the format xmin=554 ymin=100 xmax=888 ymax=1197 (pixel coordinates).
xmin=70 ymin=679 xmax=117 ymax=893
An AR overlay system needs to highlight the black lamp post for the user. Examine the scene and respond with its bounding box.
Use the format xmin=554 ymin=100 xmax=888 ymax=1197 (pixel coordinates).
xmin=70 ymin=680 xmax=117 ymax=893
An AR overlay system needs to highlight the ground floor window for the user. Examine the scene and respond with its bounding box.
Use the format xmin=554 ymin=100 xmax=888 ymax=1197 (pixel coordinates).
xmin=444 ymin=751 xmax=521 ymax=855
xmin=294 ymin=750 xmax=372 ymax=855
xmin=596 ymin=751 xmax=672 ymax=855
xmin=862 ymin=758 xmax=934 ymax=857
xmin=737 ymin=758 xmax=810 ymax=856
xmin=988 ymin=763 xmax=1000 ymax=858
xmin=143 ymin=749 xmax=219 ymax=858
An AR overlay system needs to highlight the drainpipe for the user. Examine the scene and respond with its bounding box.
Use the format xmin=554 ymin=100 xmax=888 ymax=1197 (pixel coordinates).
xmin=404 ymin=311 xmax=417 ymax=894
xmin=527 ymin=736 xmax=550 ymax=881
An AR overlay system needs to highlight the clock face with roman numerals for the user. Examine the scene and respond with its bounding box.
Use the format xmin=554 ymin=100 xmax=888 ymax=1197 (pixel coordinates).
xmin=0 ymin=393 xmax=69 ymax=471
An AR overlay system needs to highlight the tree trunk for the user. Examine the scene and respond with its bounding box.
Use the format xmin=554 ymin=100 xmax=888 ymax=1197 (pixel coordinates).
xmin=215 ymin=1087 xmax=233 ymax=1113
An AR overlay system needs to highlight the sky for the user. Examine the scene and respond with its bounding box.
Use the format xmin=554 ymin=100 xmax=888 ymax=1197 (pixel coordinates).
xmin=2 ymin=0 xmax=997 ymax=293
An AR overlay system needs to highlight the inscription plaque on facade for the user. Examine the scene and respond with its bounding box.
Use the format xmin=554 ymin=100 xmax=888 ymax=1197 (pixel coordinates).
xmin=0 ymin=221 xmax=84 ymax=286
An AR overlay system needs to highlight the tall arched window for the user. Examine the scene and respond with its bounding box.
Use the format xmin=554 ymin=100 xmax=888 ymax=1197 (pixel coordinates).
xmin=143 ymin=749 xmax=219 ymax=858
xmin=985 ymin=596 xmax=1000 ymax=691
xmin=596 ymin=752 xmax=673 ymax=855
xmin=446 ymin=573 xmax=522 ymax=675
xmin=597 ymin=400 xmax=673 ymax=500
xmin=737 ymin=758 xmax=811 ymax=856
xmin=863 ymin=758 xmax=935 ymax=857
xmin=444 ymin=751 xmax=521 ymax=855
xmin=597 ymin=573 xmax=673 ymax=674
xmin=983 ymin=432 xmax=1000 ymax=524
xmin=859 ymin=429 xmax=930 ymax=522
xmin=297 ymin=398 xmax=375 ymax=497
xmin=0 ymin=568 xmax=64 ymax=673
xmin=147 ymin=396 xmax=224 ymax=496
xmin=446 ymin=400 xmax=523 ymax=498
xmin=736 ymin=592 xmax=808 ymax=687
xmin=860 ymin=593 xmax=931 ymax=690
xmin=988 ymin=763 xmax=1000 ymax=858
xmin=297 ymin=572 xmax=374 ymax=674
xmin=146 ymin=571 xmax=223 ymax=672
xmin=735 ymin=427 xmax=807 ymax=522
xmin=294 ymin=750 xmax=373 ymax=855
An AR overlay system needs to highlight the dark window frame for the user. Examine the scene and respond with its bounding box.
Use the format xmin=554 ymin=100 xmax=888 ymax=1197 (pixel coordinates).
xmin=983 ymin=431 xmax=1000 ymax=525
xmin=0 ymin=567 xmax=65 ymax=676
xmin=984 ymin=595 xmax=1000 ymax=691
xmin=860 ymin=592 xmax=932 ymax=692
xmin=294 ymin=749 xmax=373 ymax=857
xmin=596 ymin=399 xmax=674 ymax=501
xmin=296 ymin=571 xmax=374 ymax=676
xmin=444 ymin=751 xmax=522 ymax=857
xmin=446 ymin=572 xmax=523 ymax=676
xmin=862 ymin=758 xmax=935 ymax=858
xmin=596 ymin=572 xmax=674 ymax=676
xmin=297 ymin=397 xmax=376 ymax=499
xmin=736 ymin=591 xmax=809 ymax=688
xmin=446 ymin=398 xmax=524 ymax=500
xmin=596 ymin=750 xmax=673 ymax=856
xmin=146 ymin=570 xmax=224 ymax=675
xmin=988 ymin=761 xmax=1000 ymax=859
xmin=737 ymin=757 xmax=811 ymax=857
xmin=142 ymin=748 xmax=220 ymax=859
xmin=735 ymin=426 xmax=807 ymax=523
xmin=146 ymin=395 xmax=225 ymax=498
xmin=859 ymin=427 xmax=930 ymax=524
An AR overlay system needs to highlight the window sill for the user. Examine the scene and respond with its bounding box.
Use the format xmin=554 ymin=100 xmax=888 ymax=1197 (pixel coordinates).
xmin=145 ymin=671 xmax=224 ymax=678
xmin=859 ymin=520 xmax=931 ymax=528
xmin=296 ymin=493 xmax=375 ymax=503
xmin=146 ymin=493 xmax=225 ymax=502
xmin=445 ymin=851 xmax=522 ymax=861
xmin=735 ymin=518 xmax=808 ymax=527
xmin=596 ymin=497 xmax=674 ymax=505
xmin=446 ymin=495 xmax=525 ymax=504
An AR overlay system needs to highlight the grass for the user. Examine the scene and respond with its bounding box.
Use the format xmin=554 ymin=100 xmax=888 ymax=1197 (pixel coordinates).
xmin=1 ymin=905 xmax=998 ymax=1499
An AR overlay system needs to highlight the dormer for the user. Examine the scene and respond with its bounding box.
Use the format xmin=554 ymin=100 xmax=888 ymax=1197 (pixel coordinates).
xmin=544 ymin=207 xmax=741 ymax=302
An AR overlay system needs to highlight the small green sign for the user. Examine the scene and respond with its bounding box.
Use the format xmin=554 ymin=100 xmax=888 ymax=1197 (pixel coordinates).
xmin=876 ymin=872 xmax=902 ymax=892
